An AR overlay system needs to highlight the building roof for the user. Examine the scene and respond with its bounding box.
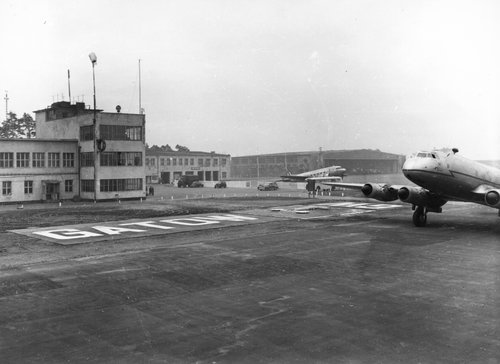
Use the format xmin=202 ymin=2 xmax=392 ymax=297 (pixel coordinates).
xmin=146 ymin=150 xmax=230 ymax=157
xmin=233 ymin=149 xmax=402 ymax=160
xmin=322 ymin=149 xmax=402 ymax=160
xmin=0 ymin=138 xmax=78 ymax=143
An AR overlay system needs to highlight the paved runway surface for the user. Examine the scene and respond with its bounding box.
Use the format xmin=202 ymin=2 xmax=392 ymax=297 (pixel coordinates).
xmin=1 ymin=197 xmax=499 ymax=363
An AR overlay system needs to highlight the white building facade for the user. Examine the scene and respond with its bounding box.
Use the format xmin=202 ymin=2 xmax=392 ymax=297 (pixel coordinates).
xmin=0 ymin=101 xmax=146 ymax=203
xmin=0 ymin=139 xmax=79 ymax=203
xmin=145 ymin=151 xmax=230 ymax=185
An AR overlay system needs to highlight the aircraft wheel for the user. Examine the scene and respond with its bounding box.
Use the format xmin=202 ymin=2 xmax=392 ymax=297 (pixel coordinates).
xmin=412 ymin=206 xmax=427 ymax=227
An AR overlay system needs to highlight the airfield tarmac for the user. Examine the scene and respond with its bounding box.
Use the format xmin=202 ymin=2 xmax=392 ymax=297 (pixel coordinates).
xmin=0 ymin=187 xmax=499 ymax=363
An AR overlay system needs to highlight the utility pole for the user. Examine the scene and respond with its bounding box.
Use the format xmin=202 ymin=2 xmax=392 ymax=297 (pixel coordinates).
xmin=4 ymin=91 xmax=8 ymax=121
xmin=89 ymin=52 xmax=98 ymax=202
xmin=138 ymin=59 xmax=142 ymax=114
xmin=67 ymin=70 xmax=71 ymax=103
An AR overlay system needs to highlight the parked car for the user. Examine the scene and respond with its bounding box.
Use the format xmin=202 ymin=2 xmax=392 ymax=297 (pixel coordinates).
xmin=214 ymin=181 xmax=227 ymax=188
xmin=190 ymin=181 xmax=204 ymax=188
xmin=257 ymin=182 xmax=278 ymax=191
xmin=177 ymin=175 xmax=201 ymax=188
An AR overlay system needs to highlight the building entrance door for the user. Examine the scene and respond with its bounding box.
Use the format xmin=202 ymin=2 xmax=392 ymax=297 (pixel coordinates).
xmin=44 ymin=182 xmax=60 ymax=201
xmin=160 ymin=172 xmax=170 ymax=184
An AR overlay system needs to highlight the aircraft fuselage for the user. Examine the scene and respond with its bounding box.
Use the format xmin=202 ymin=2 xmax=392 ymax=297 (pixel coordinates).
xmin=402 ymin=151 xmax=500 ymax=204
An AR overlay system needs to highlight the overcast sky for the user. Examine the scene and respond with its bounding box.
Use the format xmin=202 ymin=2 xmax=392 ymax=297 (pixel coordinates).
xmin=1 ymin=0 xmax=499 ymax=159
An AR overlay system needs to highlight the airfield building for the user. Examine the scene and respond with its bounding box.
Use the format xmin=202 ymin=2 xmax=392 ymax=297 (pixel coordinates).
xmin=0 ymin=101 xmax=146 ymax=203
xmin=231 ymin=149 xmax=405 ymax=178
xmin=145 ymin=151 xmax=230 ymax=184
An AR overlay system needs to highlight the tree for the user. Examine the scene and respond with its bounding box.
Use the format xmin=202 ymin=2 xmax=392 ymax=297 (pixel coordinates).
xmin=17 ymin=113 xmax=36 ymax=138
xmin=146 ymin=144 xmax=173 ymax=152
xmin=0 ymin=112 xmax=36 ymax=138
xmin=175 ymin=144 xmax=190 ymax=152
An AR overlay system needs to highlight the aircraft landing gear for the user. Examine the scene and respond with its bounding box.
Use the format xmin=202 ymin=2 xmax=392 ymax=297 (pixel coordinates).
xmin=412 ymin=206 xmax=427 ymax=227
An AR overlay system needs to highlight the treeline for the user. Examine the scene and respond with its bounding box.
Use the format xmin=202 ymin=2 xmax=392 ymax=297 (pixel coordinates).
xmin=146 ymin=144 xmax=190 ymax=152
xmin=0 ymin=112 xmax=36 ymax=138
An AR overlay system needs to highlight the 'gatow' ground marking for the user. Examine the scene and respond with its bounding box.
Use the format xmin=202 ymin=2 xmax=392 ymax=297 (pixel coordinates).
xmin=12 ymin=214 xmax=263 ymax=245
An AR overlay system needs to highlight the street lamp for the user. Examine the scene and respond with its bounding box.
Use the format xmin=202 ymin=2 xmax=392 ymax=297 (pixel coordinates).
xmin=89 ymin=52 xmax=98 ymax=202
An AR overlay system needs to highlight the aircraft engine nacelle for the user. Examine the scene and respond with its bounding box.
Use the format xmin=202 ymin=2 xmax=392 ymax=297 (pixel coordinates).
xmin=360 ymin=183 xmax=398 ymax=201
xmin=398 ymin=186 xmax=446 ymax=210
xmin=484 ymin=190 xmax=500 ymax=208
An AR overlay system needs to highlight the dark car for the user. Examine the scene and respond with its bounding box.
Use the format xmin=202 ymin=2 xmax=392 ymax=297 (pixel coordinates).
xmin=214 ymin=181 xmax=227 ymax=188
xmin=190 ymin=181 xmax=204 ymax=188
xmin=177 ymin=175 xmax=201 ymax=188
xmin=257 ymin=182 xmax=279 ymax=191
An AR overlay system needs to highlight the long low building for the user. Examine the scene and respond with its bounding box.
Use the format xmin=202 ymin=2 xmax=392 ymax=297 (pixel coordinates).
xmin=145 ymin=151 xmax=230 ymax=184
xmin=0 ymin=139 xmax=79 ymax=202
xmin=230 ymin=149 xmax=405 ymax=178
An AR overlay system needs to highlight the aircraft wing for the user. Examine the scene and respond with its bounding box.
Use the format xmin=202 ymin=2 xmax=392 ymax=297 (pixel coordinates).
xmin=320 ymin=182 xmax=364 ymax=189
xmin=279 ymin=175 xmax=306 ymax=182
xmin=471 ymin=184 xmax=497 ymax=194
xmin=305 ymin=176 xmax=343 ymax=182
xmin=322 ymin=181 xmax=410 ymax=202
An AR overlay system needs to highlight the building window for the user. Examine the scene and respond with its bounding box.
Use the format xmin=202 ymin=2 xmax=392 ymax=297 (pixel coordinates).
xmin=179 ymin=158 xmax=183 ymax=166
xmin=99 ymin=125 xmax=143 ymax=141
xmin=80 ymin=153 xmax=94 ymax=167
xmin=32 ymin=152 xmax=45 ymax=167
xmin=222 ymin=172 xmax=227 ymax=179
xmin=0 ymin=152 xmax=14 ymax=168
xmin=100 ymin=152 xmax=142 ymax=166
xmin=65 ymin=180 xmax=73 ymax=193
xmin=100 ymin=178 xmax=143 ymax=192
xmin=24 ymin=180 xmax=33 ymax=194
xmin=166 ymin=158 xmax=171 ymax=166
xmin=184 ymin=158 xmax=188 ymax=166
xmin=221 ymin=158 xmax=227 ymax=166
xmin=205 ymin=158 xmax=211 ymax=167
xmin=151 ymin=158 xmax=155 ymax=166
xmin=190 ymin=158 xmax=194 ymax=165
xmin=160 ymin=158 xmax=164 ymax=166
xmin=213 ymin=158 xmax=218 ymax=167
xmin=16 ymin=153 xmax=30 ymax=168
xmin=80 ymin=125 xmax=94 ymax=141
xmin=2 ymin=181 xmax=12 ymax=195
xmin=63 ymin=153 xmax=75 ymax=167
xmin=198 ymin=158 xmax=203 ymax=166
xmin=81 ymin=180 xmax=95 ymax=192
xmin=173 ymin=158 xmax=177 ymax=166
xmin=48 ymin=153 xmax=60 ymax=167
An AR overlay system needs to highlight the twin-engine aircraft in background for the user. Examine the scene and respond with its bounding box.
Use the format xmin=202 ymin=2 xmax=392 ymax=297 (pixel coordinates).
xmin=323 ymin=148 xmax=500 ymax=227
xmin=280 ymin=165 xmax=347 ymax=183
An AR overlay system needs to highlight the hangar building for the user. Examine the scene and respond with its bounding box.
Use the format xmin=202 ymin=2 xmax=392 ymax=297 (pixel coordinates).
xmin=0 ymin=101 xmax=146 ymax=203
xmin=145 ymin=151 xmax=230 ymax=184
xmin=230 ymin=149 xmax=404 ymax=178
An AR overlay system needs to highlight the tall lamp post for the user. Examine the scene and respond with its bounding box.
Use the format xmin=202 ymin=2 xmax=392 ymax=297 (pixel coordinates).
xmin=89 ymin=52 xmax=98 ymax=202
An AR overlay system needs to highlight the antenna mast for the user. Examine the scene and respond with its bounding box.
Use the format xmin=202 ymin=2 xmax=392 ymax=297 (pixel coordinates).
xmin=138 ymin=59 xmax=142 ymax=114
xmin=4 ymin=91 xmax=8 ymax=121
xmin=67 ymin=69 xmax=72 ymax=103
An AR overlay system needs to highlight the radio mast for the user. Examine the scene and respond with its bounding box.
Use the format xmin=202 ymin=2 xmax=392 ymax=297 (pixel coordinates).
xmin=138 ymin=59 xmax=143 ymax=114
xmin=4 ymin=91 xmax=8 ymax=121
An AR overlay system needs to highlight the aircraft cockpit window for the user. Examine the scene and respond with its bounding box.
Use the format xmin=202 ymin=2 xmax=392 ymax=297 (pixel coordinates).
xmin=431 ymin=153 xmax=436 ymax=159
xmin=416 ymin=152 xmax=428 ymax=158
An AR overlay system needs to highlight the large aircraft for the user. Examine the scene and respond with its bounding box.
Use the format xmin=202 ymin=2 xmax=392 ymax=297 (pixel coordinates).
xmin=323 ymin=148 xmax=500 ymax=227
xmin=280 ymin=165 xmax=347 ymax=183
